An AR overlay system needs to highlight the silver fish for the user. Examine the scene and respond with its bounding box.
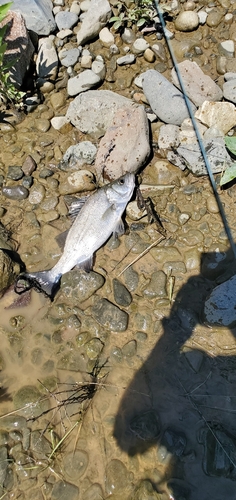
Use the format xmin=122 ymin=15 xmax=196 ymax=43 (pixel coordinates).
xmin=15 ymin=173 xmax=135 ymax=299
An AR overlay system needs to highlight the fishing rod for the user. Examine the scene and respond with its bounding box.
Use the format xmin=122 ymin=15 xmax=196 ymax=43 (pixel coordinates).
xmin=153 ymin=0 xmax=236 ymax=259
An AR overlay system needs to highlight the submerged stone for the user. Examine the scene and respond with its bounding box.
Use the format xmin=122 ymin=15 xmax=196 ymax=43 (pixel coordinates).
xmin=113 ymin=278 xmax=132 ymax=307
xmin=130 ymin=410 xmax=161 ymax=441
xmin=61 ymin=269 xmax=105 ymax=302
xmin=91 ymin=298 xmax=129 ymax=332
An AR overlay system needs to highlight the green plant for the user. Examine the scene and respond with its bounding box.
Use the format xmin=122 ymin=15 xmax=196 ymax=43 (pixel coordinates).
xmin=110 ymin=0 xmax=156 ymax=31
xmin=220 ymin=136 xmax=236 ymax=187
xmin=0 ymin=2 xmax=25 ymax=105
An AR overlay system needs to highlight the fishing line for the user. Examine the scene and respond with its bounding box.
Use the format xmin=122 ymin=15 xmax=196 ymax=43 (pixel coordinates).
xmin=153 ymin=0 xmax=236 ymax=258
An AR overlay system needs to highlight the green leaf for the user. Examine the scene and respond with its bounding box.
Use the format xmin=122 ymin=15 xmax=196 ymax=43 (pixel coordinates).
xmin=109 ymin=16 xmax=121 ymax=22
xmin=137 ymin=17 xmax=146 ymax=26
xmin=113 ymin=19 xmax=122 ymax=30
xmin=0 ymin=2 xmax=12 ymax=23
xmin=225 ymin=136 xmax=236 ymax=156
xmin=220 ymin=163 xmax=236 ymax=186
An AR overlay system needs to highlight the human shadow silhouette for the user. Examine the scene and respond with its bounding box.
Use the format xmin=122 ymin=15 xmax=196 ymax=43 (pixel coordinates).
xmin=114 ymin=248 xmax=236 ymax=500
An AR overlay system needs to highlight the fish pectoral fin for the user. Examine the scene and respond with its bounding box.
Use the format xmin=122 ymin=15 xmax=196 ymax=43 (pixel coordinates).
xmin=55 ymin=229 xmax=69 ymax=250
xmin=67 ymin=195 xmax=90 ymax=220
xmin=113 ymin=219 xmax=125 ymax=237
xmin=76 ymin=255 xmax=94 ymax=272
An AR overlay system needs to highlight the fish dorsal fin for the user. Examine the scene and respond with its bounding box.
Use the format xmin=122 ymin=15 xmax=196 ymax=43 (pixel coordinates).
xmin=113 ymin=219 xmax=124 ymax=237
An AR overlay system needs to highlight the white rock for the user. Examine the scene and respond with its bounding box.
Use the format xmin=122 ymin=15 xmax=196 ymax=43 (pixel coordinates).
xmin=79 ymin=0 xmax=91 ymax=11
xmin=126 ymin=201 xmax=146 ymax=221
xmin=57 ymin=29 xmax=73 ymax=39
xmin=219 ymin=40 xmax=235 ymax=58
xmin=55 ymin=10 xmax=78 ymax=30
xmin=67 ymin=69 xmax=101 ymax=96
xmin=203 ymin=126 xmax=224 ymax=140
xmin=59 ymin=170 xmax=95 ymax=195
xmin=5 ymin=0 xmax=56 ymax=35
xmin=94 ymin=104 xmax=150 ymax=180
xmin=116 ymin=54 xmax=136 ymax=65
xmin=80 ymin=54 xmax=93 ymax=68
xmin=158 ymin=124 xmax=180 ymax=150
xmin=66 ymin=89 xmax=138 ymax=137
xmin=134 ymin=74 xmax=145 ymax=88
xmin=224 ymin=72 xmax=236 ymax=81
xmin=99 ymin=27 xmax=114 ymax=47
xmin=171 ymin=60 xmax=223 ymax=107
xmin=195 ymin=100 xmax=236 ymax=134
xmin=204 ymin=275 xmax=236 ymax=327
xmin=36 ymin=38 xmax=58 ymax=80
xmin=132 ymin=38 xmax=149 ymax=55
xmin=142 ymin=69 xmax=196 ymax=126
xmin=76 ymin=0 xmax=111 ymax=46
xmin=70 ymin=1 xmax=81 ymax=14
xmin=223 ymin=79 xmax=236 ymax=103
xmin=176 ymin=137 xmax=232 ymax=176
xmin=63 ymin=142 xmax=97 ymax=166
xmin=51 ymin=116 xmax=70 ymax=130
xmin=198 ymin=10 xmax=207 ymax=24
xmin=92 ymin=58 xmax=106 ymax=79
xmin=174 ymin=10 xmax=199 ymax=31
xmin=179 ymin=118 xmax=207 ymax=144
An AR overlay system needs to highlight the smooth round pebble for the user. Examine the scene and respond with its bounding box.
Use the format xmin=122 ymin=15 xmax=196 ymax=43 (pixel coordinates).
xmin=28 ymin=184 xmax=46 ymax=204
xmin=175 ymin=11 xmax=199 ymax=31
xmin=206 ymin=195 xmax=220 ymax=213
xmin=2 ymin=186 xmax=29 ymax=200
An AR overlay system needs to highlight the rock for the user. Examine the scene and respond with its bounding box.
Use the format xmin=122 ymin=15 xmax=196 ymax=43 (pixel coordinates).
xmin=7 ymin=166 xmax=23 ymax=180
xmin=130 ymin=410 xmax=161 ymax=440
xmin=91 ymin=56 xmax=106 ymax=79
xmin=199 ymin=424 xmax=236 ymax=479
xmin=51 ymin=480 xmax=79 ymax=500
xmin=152 ymin=42 xmax=167 ymax=62
xmin=163 ymin=428 xmax=186 ymax=456
xmin=204 ymin=275 xmax=236 ymax=327
xmin=123 ymin=266 xmax=139 ymax=292
xmin=13 ymin=385 xmax=50 ymax=418
xmin=36 ymin=38 xmax=58 ymax=81
xmin=132 ymin=38 xmax=149 ymax=55
xmin=121 ymin=27 xmax=136 ymax=44
xmin=143 ymin=271 xmax=167 ymax=298
xmin=174 ymin=10 xmax=199 ymax=31
xmin=66 ymin=89 xmax=139 ymax=138
xmin=67 ymin=69 xmax=101 ymax=97
xmin=0 ymin=11 xmax=34 ymax=88
xmin=51 ymin=116 xmax=72 ymax=133
xmin=91 ymin=298 xmax=129 ymax=332
xmin=0 ymin=249 xmax=20 ymax=296
xmin=126 ymin=200 xmax=146 ymax=220
xmin=172 ymin=137 xmax=232 ymax=176
xmin=142 ymin=69 xmax=196 ymax=126
xmin=179 ymin=118 xmax=207 ymax=144
xmin=99 ymin=26 xmax=114 ymax=47
xmin=76 ymin=0 xmax=111 ymax=46
xmin=62 ymin=450 xmax=88 ymax=480
xmin=94 ymin=104 xmax=150 ymax=180
xmin=223 ymin=79 xmax=236 ymax=103
xmin=158 ymin=124 xmax=180 ymax=150
xmin=60 ymin=142 xmax=97 ymax=170
xmin=22 ymin=155 xmax=37 ymax=175
xmin=195 ymin=100 xmax=236 ymax=134
xmin=2 ymin=186 xmax=29 ymax=200
xmin=116 ymin=54 xmax=136 ymax=65
xmin=132 ymin=479 xmax=162 ymax=500
xmin=55 ymin=10 xmax=78 ymax=30
xmin=218 ymin=39 xmax=235 ymax=58
xmin=105 ymin=459 xmax=129 ymax=496
xmin=59 ymin=47 xmax=80 ymax=67
xmin=113 ymin=278 xmax=132 ymax=307
xmin=59 ymin=169 xmax=95 ymax=195
xmin=171 ymin=60 xmax=223 ymax=107
xmin=1 ymin=0 xmax=56 ymax=35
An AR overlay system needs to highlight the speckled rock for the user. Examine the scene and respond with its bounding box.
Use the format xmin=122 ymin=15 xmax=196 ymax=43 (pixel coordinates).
xmin=143 ymin=271 xmax=167 ymax=298
xmin=195 ymin=100 xmax=236 ymax=134
xmin=28 ymin=184 xmax=46 ymax=204
xmin=95 ymin=104 xmax=150 ymax=180
xmin=59 ymin=169 xmax=95 ymax=194
xmin=67 ymin=69 xmax=101 ymax=97
xmin=13 ymin=385 xmax=50 ymax=418
xmin=204 ymin=275 xmax=236 ymax=327
xmin=142 ymin=69 xmax=196 ymax=125
xmin=171 ymin=60 xmax=223 ymax=107
xmin=91 ymin=298 xmax=129 ymax=332
xmin=60 ymin=269 xmax=105 ymax=301
xmin=61 ymin=142 xmax=97 ymax=170
xmin=36 ymin=37 xmax=58 ymax=81
xmin=113 ymin=278 xmax=132 ymax=307
xmin=2 ymin=186 xmax=29 ymax=200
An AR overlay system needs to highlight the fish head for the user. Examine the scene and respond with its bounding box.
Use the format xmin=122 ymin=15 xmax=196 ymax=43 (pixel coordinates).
xmin=106 ymin=173 xmax=135 ymax=206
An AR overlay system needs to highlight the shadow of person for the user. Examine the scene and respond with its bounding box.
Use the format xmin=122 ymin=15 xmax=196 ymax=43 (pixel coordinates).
xmin=113 ymin=248 xmax=236 ymax=500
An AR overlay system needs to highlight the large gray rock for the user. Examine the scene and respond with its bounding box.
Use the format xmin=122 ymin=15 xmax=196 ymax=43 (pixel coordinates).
xmin=142 ymin=69 xmax=196 ymax=126
xmin=94 ymin=104 xmax=150 ymax=180
xmin=204 ymin=275 xmax=236 ymax=327
xmin=0 ymin=0 xmax=56 ymax=35
xmin=1 ymin=11 xmax=34 ymax=88
xmin=76 ymin=0 xmax=111 ymax=46
xmin=66 ymin=90 xmax=138 ymax=138
xmin=169 ymin=137 xmax=232 ymax=176
xmin=171 ymin=60 xmax=223 ymax=107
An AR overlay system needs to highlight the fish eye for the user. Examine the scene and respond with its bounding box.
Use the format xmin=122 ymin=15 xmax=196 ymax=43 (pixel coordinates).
xmin=119 ymin=178 xmax=125 ymax=185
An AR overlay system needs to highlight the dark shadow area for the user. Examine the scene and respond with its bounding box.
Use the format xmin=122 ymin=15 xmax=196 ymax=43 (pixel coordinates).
xmin=114 ymin=248 xmax=236 ymax=500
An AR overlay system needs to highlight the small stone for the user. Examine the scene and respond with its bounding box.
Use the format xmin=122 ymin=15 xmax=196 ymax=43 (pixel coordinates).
xmin=123 ymin=266 xmax=139 ymax=292
xmin=163 ymin=428 xmax=186 ymax=456
xmin=35 ymin=119 xmax=51 ymax=132
xmin=204 ymin=276 xmax=236 ymax=327
xmin=61 ymin=269 xmax=104 ymax=301
xmin=59 ymin=48 xmax=80 ymax=67
xmin=219 ymin=40 xmax=235 ymax=58
xmin=2 ymin=186 xmax=29 ymax=200
xmin=116 ymin=54 xmax=136 ymax=65
xmin=28 ymin=184 xmax=46 ymax=204
xmin=175 ymin=10 xmax=199 ymax=31
xmin=113 ymin=278 xmax=132 ymax=307
xmin=122 ymin=339 xmax=137 ymax=357
xmin=223 ymin=79 xmax=236 ymax=104
xmin=59 ymin=169 xmax=95 ymax=195
xmin=22 ymin=155 xmax=37 ymax=175
xmin=121 ymin=27 xmax=136 ymax=44
xmin=55 ymin=11 xmax=78 ymax=30
xmin=67 ymin=69 xmax=101 ymax=97
xmin=62 ymin=450 xmax=88 ymax=480
xmin=132 ymin=38 xmax=149 ymax=55
xmin=51 ymin=480 xmax=79 ymax=500
xmin=80 ymin=54 xmax=93 ymax=68
xmin=99 ymin=27 xmax=114 ymax=47
xmin=195 ymin=101 xmax=236 ymax=134
xmin=7 ymin=166 xmax=23 ymax=180
xmin=50 ymin=91 xmax=66 ymax=110
xmin=91 ymin=298 xmax=129 ymax=332
xmin=143 ymin=271 xmax=167 ymax=298
xmin=144 ymin=48 xmax=155 ymax=62
xmin=130 ymin=410 xmax=160 ymax=440
xmin=13 ymin=385 xmax=50 ymax=418
xmin=91 ymin=57 xmax=106 ymax=79
xmin=206 ymin=195 xmax=220 ymax=213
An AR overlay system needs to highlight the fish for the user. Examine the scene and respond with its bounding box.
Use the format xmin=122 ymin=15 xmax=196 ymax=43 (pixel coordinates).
xmin=14 ymin=173 xmax=135 ymax=299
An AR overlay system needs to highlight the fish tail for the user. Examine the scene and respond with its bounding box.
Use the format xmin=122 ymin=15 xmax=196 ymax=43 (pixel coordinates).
xmin=14 ymin=270 xmax=60 ymax=300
